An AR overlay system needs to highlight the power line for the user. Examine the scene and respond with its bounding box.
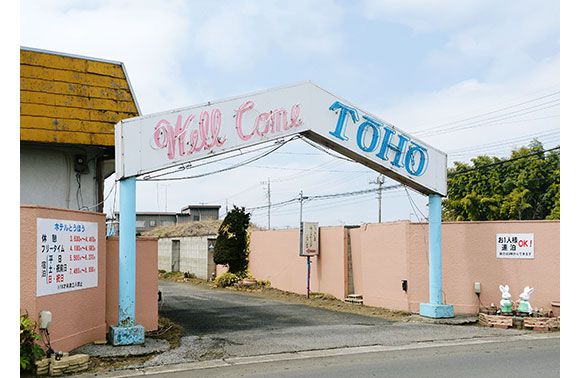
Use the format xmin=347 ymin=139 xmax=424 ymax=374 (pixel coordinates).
xmin=139 ymin=137 xmax=298 ymax=182
xmin=411 ymin=91 xmax=559 ymax=134
xmin=298 ymin=136 xmax=357 ymax=163
xmin=417 ymin=100 xmax=559 ymax=137
xmin=448 ymin=128 xmax=560 ymax=154
xmin=448 ymin=146 xmax=560 ymax=177
xmin=246 ymin=183 xmax=403 ymax=212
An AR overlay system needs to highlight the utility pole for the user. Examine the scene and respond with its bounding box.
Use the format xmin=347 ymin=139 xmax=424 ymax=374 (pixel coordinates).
xmin=370 ymin=175 xmax=385 ymax=222
xmin=260 ymin=178 xmax=271 ymax=229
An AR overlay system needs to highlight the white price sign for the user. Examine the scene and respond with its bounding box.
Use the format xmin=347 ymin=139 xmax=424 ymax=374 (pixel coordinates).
xmin=36 ymin=218 xmax=99 ymax=296
xmin=300 ymin=222 xmax=319 ymax=256
xmin=496 ymin=233 xmax=534 ymax=259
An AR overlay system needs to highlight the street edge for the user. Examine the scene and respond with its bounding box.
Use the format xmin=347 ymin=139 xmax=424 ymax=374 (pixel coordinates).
xmin=74 ymin=333 xmax=559 ymax=377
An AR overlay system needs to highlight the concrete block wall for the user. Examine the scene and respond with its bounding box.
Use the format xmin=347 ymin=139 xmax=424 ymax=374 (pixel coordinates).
xmin=180 ymin=236 xmax=210 ymax=279
xmin=157 ymin=236 xmax=212 ymax=279
xmin=157 ymin=238 xmax=172 ymax=272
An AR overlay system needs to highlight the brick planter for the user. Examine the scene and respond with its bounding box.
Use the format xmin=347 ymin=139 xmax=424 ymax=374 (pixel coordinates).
xmin=479 ymin=313 xmax=513 ymax=329
xmin=523 ymin=316 xmax=560 ymax=332
xmin=479 ymin=313 xmax=560 ymax=332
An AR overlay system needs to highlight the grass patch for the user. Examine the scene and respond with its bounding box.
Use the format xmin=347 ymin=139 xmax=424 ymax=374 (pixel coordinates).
xmin=146 ymin=316 xmax=183 ymax=349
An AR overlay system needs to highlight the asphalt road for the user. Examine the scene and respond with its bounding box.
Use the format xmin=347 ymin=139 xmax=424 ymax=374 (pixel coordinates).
xmin=146 ymin=337 xmax=560 ymax=378
xmin=152 ymin=280 xmax=551 ymax=366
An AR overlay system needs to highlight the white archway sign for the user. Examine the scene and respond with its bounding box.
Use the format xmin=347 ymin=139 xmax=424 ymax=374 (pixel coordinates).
xmin=110 ymin=82 xmax=453 ymax=345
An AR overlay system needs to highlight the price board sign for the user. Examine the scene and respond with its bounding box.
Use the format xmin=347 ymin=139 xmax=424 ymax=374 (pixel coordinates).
xmin=36 ymin=218 xmax=98 ymax=296
xmin=300 ymin=222 xmax=319 ymax=256
xmin=496 ymin=233 xmax=534 ymax=259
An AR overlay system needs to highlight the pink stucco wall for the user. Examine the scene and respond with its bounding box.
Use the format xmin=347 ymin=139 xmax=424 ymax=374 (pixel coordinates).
xmin=351 ymin=222 xmax=410 ymax=311
xmin=20 ymin=206 xmax=107 ymax=352
xmin=248 ymin=220 xmax=559 ymax=315
xmin=249 ymin=227 xmax=348 ymax=299
xmin=20 ymin=206 xmax=159 ymax=352
xmin=406 ymin=221 xmax=560 ymax=314
xmin=106 ymin=237 xmax=159 ymax=331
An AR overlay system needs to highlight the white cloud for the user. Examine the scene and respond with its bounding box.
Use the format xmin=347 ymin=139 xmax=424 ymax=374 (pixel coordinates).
xmin=379 ymin=56 xmax=560 ymax=162
xmin=362 ymin=0 xmax=489 ymax=33
xmin=364 ymin=0 xmax=559 ymax=83
xmin=20 ymin=0 xmax=206 ymax=113
xmin=189 ymin=0 xmax=344 ymax=71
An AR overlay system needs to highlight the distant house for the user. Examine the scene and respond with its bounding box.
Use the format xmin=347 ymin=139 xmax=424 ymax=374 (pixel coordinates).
xmin=179 ymin=204 xmax=221 ymax=222
xmin=20 ymin=47 xmax=140 ymax=211
xmin=143 ymin=220 xmax=222 ymax=280
xmin=110 ymin=204 xmax=221 ymax=235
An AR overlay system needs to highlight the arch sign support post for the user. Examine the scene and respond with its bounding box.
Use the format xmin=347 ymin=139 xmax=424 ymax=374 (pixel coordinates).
xmin=111 ymin=82 xmax=452 ymax=344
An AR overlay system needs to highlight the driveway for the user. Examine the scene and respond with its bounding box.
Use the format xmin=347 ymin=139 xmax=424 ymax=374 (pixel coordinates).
xmin=152 ymin=280 xmax=538 ymax=365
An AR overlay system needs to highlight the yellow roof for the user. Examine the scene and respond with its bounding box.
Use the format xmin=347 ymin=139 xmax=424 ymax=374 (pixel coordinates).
xmin=20 ymin=47 xmax=140 ymax=147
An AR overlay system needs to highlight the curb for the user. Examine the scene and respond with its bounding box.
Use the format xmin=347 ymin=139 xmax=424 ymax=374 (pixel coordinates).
xmin=72 ymin=333 xmax=559 ymax=377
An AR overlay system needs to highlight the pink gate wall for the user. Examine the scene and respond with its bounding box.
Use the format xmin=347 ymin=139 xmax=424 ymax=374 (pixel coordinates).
xmin=106 ymin=237 xmax=159 ymax=331
xmin=248 ymin=220 xmax=560 ymax=315
xmin=20 ymin=206 xmax=158 ymax=352
xmin=405 ymin=221 xmax=560 ymax=314
xmin=20 ymin=206 xmax=108 ymax=352
xmin=249 ymin=227 xmax=348 ymax=299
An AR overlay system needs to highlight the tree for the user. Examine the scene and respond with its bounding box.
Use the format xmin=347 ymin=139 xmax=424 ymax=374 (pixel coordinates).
xmin=213 ymin=205 xmax=251 ymax=276
xmin=443 ymin=140 xmax=560 ymax=221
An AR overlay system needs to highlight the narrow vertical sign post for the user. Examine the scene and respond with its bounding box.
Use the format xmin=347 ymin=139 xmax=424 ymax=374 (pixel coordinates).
xmin=300 ymin=221 xmax=319 ymax=299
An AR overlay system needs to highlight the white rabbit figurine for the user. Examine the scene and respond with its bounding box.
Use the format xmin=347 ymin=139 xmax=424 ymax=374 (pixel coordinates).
xmin=499 ymin=285 xmax=513 ymax=314
xmin=517 ymin=286 xmax=534 ymax=315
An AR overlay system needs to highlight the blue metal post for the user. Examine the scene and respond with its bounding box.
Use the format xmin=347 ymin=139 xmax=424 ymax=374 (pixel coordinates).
xmin=108 ymin=177 xmax=145 ymax=345
xmin=419 ymin=194 xmax=454 ymax=318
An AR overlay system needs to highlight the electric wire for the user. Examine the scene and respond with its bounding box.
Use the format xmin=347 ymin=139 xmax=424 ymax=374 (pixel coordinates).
xmin=139 ymin=137 xmax=299 ymax=181
xmin=410 ymin=91 xmax=559 ymax=135
xmin=448 ymin=146 xmax=560 ymax=177
xmin=417 ymin=101 xmax=559 ymax=137
xmin=448 ymin=128 xmax=560 ymax=154
xmin=81 ymin=180 xmax=119 ymax=211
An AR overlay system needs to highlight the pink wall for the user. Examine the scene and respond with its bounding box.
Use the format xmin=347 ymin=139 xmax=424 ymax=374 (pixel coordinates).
xmin=249 ymin=227 xmax=348 ymax=299
xmin=248 ymin=220 xmax=559 ymax=315
xmin=20 ymin=206 xmax=159 ymax=352
xmin=20 ymin=206 xmax=107 ymax=352
xmin=351 ymin=222 xmax=410 ymax=311
xmin=407 ymin=221 xmax=560 ymax=314
xmin=106 ymin=237 xmax=159 ymax=331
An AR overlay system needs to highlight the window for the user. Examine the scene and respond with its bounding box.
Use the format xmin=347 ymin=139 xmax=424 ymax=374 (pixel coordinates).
xmin=149 ymin=220 xmax=156 ymax=227
xmin=136 ymin=221 xmax=146 ymax=228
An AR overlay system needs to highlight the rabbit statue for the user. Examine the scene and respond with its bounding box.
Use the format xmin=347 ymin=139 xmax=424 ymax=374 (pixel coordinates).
xmin=517 ymin=286 xmax=534 ymax=315
xmin=499 ymin=285 xmax=513 ymax=314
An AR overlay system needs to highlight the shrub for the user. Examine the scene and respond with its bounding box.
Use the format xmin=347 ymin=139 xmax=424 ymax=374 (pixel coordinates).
xmin=213 ymin=206 xmax=251 ymax=276
xmin=257 ymin=280 xmax=271 ymax=288
xmin=20 ymin=313 xmax=45 ymax=372
xmin=215 ymin=272 xmax=240 ymax=288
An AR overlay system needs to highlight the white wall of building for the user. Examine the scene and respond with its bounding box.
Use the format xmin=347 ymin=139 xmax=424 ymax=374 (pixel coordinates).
xmin=20 ymin=144 xmax=102 ymax=211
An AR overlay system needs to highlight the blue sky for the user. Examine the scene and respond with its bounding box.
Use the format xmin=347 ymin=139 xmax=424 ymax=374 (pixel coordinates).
xmin=20 ymin=0 xmax=561 ymax=228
